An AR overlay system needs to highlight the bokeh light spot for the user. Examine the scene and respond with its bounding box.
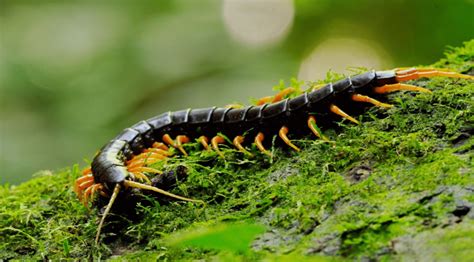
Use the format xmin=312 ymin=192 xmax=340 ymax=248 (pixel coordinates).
xmin=222 ymin=0 xmax=294 ymax=47
xmin=298 ymin=37 xmax=392 ymax=80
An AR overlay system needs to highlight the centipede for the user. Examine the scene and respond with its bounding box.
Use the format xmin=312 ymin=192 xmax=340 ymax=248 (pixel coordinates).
xmin=74 ymin=67 xmax=473 ymax=244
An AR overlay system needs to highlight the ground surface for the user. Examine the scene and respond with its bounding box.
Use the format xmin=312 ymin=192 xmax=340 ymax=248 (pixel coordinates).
xmin=1 ymin=40 xmax=473 ymax=261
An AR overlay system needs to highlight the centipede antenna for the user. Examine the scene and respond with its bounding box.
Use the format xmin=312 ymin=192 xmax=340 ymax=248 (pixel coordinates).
xmin=278 ymin=126 xmax=300 ymax=152
xmin=123 ymin=180 xmax=204 ymax=204
xmin=199 ymin=136 xmax=211 ymax=151
xmin=255 ymin=132 xmax=272 ymax=157
xmin=307 ymin=116 xmax=329 ymax=141
xmin=95 ymin=183 xmax=121 ymax=245
xmin=329 ymin=104 xmax=360 ymax=124
xmin=211 ymin=136 xmax=225 ymax=158
xmin=374 ymin=83 xmax=431 ymax=94
xmin=233 ymin=136 xmax=253 ymax=156
xmin=351 ymin=94 xmax=393 ymax=108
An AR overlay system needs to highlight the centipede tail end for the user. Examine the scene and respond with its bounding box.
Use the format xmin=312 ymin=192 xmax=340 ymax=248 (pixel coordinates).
xmin=395 ymin=68 xmax=474 ymax=82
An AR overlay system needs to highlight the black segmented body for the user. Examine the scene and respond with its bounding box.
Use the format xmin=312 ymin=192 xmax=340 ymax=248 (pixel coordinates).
xmin=91 ymin=70 xmax=398 ymax=190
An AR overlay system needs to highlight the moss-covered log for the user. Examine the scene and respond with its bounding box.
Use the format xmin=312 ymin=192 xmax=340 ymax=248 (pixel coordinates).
xmin=1 ymin=40 xmax=473 ymax=261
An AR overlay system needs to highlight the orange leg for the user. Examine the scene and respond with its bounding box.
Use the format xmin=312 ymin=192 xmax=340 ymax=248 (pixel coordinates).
xmin=126 ymin=150 xmax=167 ymax=170
xmin=129 ymin=171 xmax=152 ymax=184
xmin=395 ymin=68 xmax=474 ymax=82
xmin=75 ymin=174 xmax=93 ymax=193
xmin=83 ymin=183 xmax=103 ymax=206
xmin=256 ymin=96 xmax=273 ymax=106
xmin=271 ymin=87 xmax=295 ymax=103
xmin=127 ymin=157 xmax=163 ymax=169
xmin=351 ymin=93 xmax=393 ymax=108
xmin=307 ymin=116 xmax=329 ymax=141
xmin=254 ymin=132 xmax=272 ymax=157
xmin=395 ymin=67 xmax=451 ymax=73
xmin=128 ymin=166 xmax=161 ymax=174
xmin=329 ymin=104 xmax=360 ymax=124
xmin=76 ymin=173 xmax=93 ymax=182
xmin=256 ymin=87 xmax=297 ymax=105
xmin=278 ymin=126 xmax=300 ymax=152
xmin=176 ymin=135 xmax=190 ymax=156
xmin=143 ymin=147 xmax=170 ymax=156
xmin=82 ymin=167 xmax=92 ymax=176
xmin=75 ymin=174 xmax=96 ymax=205
xmin=162 ymin=134 xmax=176 ymax=147
xmin=151 ymin=142 xmax=169 ymax=151
xmin=211 ymin=136 xmax=226 ymax=158
xmin=83 ymin=186 xmax=94 ymax=205
xmin=77 ymin=179 xmax=94 ymax=193
xmin=130 ymin=152 xmax=167 ymax=162
xmin=163 ymin=134 xmax=189 ymax=156
xmin=199 ymin=136 xmax=211 ymax=151
xmin=233 ymin=135 xmax=253 ymax=156
xmin=374 ymin=83 xmax=432 ymax=94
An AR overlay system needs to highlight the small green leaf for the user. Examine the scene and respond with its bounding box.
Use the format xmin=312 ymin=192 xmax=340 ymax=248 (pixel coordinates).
xmin=167 ymin=222 xmax=265 ymax=253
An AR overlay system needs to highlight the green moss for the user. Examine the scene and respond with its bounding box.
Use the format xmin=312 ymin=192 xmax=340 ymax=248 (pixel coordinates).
xmin=1 ymin=40 xmax=473 ymax=260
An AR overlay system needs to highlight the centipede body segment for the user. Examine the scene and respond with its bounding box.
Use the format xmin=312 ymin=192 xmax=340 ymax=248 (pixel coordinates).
xmin=73 ymin=67 xmax=473 ymax=244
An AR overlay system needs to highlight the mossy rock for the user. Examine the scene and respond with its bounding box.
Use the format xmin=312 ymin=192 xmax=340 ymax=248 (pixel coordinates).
xmin=1 ymin=40 xmax=473 ymax=261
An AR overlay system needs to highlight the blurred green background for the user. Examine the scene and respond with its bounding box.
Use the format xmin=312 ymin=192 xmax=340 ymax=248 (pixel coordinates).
xmin=1 ymin=0 xmax=473 ymax=184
